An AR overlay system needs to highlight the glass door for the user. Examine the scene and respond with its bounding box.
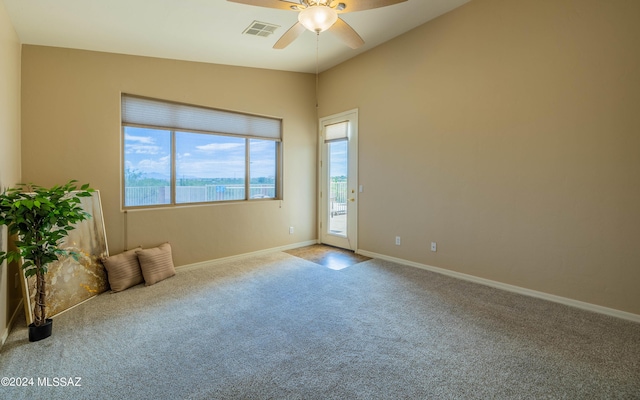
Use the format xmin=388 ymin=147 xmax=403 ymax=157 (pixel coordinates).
xmin=319 ymin=110 xmax=358 ymax=250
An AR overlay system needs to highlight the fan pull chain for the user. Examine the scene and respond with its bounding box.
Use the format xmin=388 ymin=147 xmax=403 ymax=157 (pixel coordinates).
xmin=315 ymin=32 xmax=320 ymax=111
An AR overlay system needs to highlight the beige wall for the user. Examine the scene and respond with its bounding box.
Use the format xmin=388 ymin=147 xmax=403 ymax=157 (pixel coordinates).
xmin=319 ymin=0 xmax=640 ymax=314
xmin=21 ymin=46 xmax=317 ymax=267
xmin=0 ymin=0 xmax=22 ymax=341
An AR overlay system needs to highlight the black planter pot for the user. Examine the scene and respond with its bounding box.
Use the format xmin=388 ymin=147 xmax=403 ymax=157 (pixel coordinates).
xmin=28 ymin=318 xmax=53 ymax=342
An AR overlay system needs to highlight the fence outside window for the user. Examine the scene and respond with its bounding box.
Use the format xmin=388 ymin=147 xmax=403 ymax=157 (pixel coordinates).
xmin=125 ymin=184 xmax=275 ymax=207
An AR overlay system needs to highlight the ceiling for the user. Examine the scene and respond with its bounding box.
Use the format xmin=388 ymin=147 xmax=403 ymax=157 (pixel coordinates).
xmin=3 ymin=0 xmax=470 ymax=73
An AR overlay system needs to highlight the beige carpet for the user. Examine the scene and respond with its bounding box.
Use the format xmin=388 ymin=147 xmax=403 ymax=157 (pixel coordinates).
xmin=1 ymin=251 xmax=639 ymax=399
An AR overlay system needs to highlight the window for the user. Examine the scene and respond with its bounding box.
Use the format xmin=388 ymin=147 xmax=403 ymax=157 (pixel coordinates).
xmin=122 ymin=95 xmax=282 ymax=208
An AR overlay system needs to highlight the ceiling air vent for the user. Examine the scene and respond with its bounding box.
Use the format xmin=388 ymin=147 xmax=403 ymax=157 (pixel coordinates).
xmin=243 ymin=21 xmax=280 ymax=38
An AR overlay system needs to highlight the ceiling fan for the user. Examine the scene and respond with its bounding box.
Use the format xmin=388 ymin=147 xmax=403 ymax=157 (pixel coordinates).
xmin=228 ymin=0 xmax=408 ymax=49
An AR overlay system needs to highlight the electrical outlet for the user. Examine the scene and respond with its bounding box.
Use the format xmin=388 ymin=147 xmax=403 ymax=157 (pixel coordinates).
xmin=289 ymin=226 xmax=294 ymax=235
xmin=431 ymin=242 xmax=437 ymax=252
xmin=395 ymin=236 xmax=401 ymax=245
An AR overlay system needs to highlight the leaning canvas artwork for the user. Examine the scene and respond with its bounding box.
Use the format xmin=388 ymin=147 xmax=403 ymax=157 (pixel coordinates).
xmin=22 ymin=191 xmax=109 ymax=325
xmin=0 ymin=179 xmax=4 ymax=270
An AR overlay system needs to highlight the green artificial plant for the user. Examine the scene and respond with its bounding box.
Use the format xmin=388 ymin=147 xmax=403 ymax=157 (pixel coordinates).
xmin=0 ymin=180 xmax=94 ymax=327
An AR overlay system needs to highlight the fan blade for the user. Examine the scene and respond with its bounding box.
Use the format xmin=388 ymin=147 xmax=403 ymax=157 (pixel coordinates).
xmin=336 ymin=0 xmax=407 ymax=13
xmin=227 ymin=0 xmax=296 ymax=11
xmin=273 ymin=22 xmax=307 ymax=49
xmin=329 ymin=17 xmax=364 ymax=49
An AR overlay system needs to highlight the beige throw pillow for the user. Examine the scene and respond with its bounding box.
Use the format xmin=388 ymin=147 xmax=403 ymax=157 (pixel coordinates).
xmin=102 ymin=248 xmax=144 ymax=293
xmin=136 ymin=243 xmax=176 ymax=286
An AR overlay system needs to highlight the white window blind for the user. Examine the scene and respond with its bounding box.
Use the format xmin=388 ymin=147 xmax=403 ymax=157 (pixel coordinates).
xmin=324 ymin=121 xmax=348 ymax=143
xmin=122 ymin=94 xmax=281 ymax=140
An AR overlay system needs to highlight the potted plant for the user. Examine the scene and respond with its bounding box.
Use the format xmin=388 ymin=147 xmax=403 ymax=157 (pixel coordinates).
xmin=0 ymin=180 xmax=94 ymax=341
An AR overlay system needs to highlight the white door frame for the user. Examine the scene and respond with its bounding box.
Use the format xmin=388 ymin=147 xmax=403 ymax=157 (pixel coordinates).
xmin=318 ymin=109 xmax=358 ymax=250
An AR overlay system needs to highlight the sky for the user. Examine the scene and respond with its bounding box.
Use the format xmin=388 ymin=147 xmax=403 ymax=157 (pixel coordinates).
xmin=124 ymin=126 xmax=348 ymax=180
xmin=329 ymin=140 xmax=348 ymax=178
xmin=124 ymin=126 xmax=276 ymax=180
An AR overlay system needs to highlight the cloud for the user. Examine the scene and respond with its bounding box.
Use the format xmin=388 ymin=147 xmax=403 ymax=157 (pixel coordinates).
xmin=126 ymin=144 xmax=163 ymax=155
xmin=137 ymin=155 xmax=170 ymax=173
xmin=125 ymin=134 xmax=155 ymax=144
xmin=196 ymin=143 xmax=245 ymax=152
xmin=124 ymin=133 xmax=165 ymax=155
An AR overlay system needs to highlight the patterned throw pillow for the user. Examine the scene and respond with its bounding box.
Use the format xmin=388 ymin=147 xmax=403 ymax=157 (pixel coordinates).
xmin=136 ymin=243 xmax=176 ymax=286
xmin=101 ymin=247 xmax=144 ymax=292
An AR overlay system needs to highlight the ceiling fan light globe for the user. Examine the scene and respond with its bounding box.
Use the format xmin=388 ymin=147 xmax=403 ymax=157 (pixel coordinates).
xmin=298 ymin=6 xmax=338 ymax=33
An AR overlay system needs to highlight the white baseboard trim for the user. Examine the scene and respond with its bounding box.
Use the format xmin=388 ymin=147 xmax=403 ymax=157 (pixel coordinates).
xmin=1 ymin=299 xmax=24 ymax=348
xmin=357 ymin=249 xmax=640 ymax=323
xmin=177 ymin=240 xmax=319 ymax=273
